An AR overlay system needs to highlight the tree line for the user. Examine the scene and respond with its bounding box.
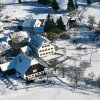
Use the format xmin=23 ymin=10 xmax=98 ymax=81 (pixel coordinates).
xmin=44 ymin=14 xmax=65 ymax=33
xmin=18 ymin=0 xmax=99 ymax=12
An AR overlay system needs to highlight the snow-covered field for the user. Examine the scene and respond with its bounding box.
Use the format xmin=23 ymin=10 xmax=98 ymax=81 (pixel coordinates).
xmin=0 ymin=86 xmax=100 ymax=100
xmin=82 ymin=4 xmax=100 ymax=23
xmin=0 ymin=0 xmax=100 ymax=100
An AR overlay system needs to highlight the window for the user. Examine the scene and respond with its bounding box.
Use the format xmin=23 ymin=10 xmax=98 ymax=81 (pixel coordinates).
xmin=43 ymin=53 xmax=45 ymax=55
xmin=45 ymin=49 xmax=47 ymax=51
xmin=32 ymin=74 xmax=34 ymax=76
xmin=48 ymin=48 xmax=50 ymax=50
xmin=51 ymin=51 xmax=54 ymax=53
xmin=39 ymin=50 xmax=42 ymax=52
xmin=51 ymin=48 xmax=53 ymax=50
xmin=45 ymin=45 xmax=48 ymax=47
xmin=42 ymin=46 xmax=44 ymax=48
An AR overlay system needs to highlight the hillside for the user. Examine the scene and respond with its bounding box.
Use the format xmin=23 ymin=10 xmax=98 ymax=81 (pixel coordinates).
xmin=0 ymin=0 xmax=100 ymax=100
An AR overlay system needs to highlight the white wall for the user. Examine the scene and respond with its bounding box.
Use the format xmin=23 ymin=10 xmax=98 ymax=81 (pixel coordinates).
xmin=38 ymin=44 xmax=55 ymax=58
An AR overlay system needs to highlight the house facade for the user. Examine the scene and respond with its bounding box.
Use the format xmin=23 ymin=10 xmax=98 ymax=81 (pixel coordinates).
xmin=30 ymin=35 xmax=55 ymax=58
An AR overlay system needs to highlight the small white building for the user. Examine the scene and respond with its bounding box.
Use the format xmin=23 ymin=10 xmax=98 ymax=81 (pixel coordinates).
xmin=22 ymin=19 xmax=42 ymax=32
xmin=30 ymin=35 xmax=55 ymax=58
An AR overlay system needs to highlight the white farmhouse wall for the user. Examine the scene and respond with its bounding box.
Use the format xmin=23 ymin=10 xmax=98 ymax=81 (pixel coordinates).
xmin=38 ymin=44 xmax=55 ymax=58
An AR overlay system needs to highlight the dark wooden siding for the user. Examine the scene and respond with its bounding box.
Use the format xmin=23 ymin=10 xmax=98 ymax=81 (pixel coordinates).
xmin=26 ymin=64 xmax=45 ymax=76
xmin=0 ymin=68 xmax=16 ymax=75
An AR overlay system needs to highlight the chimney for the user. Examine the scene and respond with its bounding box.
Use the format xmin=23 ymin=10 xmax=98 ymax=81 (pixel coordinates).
xmin=19 ymin=56 xmax=22 ymax=62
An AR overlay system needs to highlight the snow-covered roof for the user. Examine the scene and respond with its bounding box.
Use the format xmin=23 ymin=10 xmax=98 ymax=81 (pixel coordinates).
xmin=31 ymin=35 xmax=51 ymax=49
xmin=15 ymin=53 xmax=39 ymax=75
xmin=0 ymin=62 xmax=13 ymax=71
xmin=10 ymin=31 xmax=29 ymax=38
xmin=21 ymin=46 xmax=31 ymax=53
xmin=0 ymin=41 xmax=11 ymax=54
xmin=0 ymin=53 xmax=42 ymax=75
xmin=34 ymin=27 xmax=44 ymax=33
xmin=9 ymin=31 xmax=29 ymax=43
xmin=18 ymin=20 xmax=24 ymax=26
xmin=22 ymin=19 xmax=41 ymax=28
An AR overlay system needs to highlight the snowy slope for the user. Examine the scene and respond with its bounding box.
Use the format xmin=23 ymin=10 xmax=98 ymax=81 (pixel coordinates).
xmin=57 ymin=0 xmax=68 ymax=9
xmin=82 ymin=4 xmax=100 ymax=23
xmin=0 ymin=87 xmax=100 ymax=100
xmin=0 ymin=0 xmax=18 ymax=4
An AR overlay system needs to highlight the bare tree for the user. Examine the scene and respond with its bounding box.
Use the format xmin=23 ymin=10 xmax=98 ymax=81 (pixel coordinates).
xmin=96 ymin=76 xmax=100 ymax=88
xmin=80 ymin=61 xmax=91 ymax=71
xmin=50 ymin=59 xmax=58 ymax=73
xmin=67 ymin=67 xmax=84 ymax=88
xmin=0 ymin=3 xmax=4 ymax=12
xmin=83 ymin=48 xmax=87 ymax=54
xmin=88 ymin=15 xmax=95 ymax=30
xmin=88 ymin=72 xmax=95 ymax=81
xmin=57 ymin=63 xmax=65 ymax=78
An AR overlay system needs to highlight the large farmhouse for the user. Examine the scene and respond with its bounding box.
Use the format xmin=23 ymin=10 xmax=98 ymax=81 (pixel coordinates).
xmin=0 ymin=53 xmax=46 ymax=80
xmin=30 ymin=35 xmax=55 ymax=58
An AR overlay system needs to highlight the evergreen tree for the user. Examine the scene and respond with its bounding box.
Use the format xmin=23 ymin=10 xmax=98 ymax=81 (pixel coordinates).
xmin=87 ymin=0 xmax=91 ymax=5
xmin=67 ymin=0 xmax=75 ymax=11
xmin=44 ymin=14 xmax=56 ymax=32
xmin=44 ymin=14 xmax=51 ymax=32
xmin=38 ymin=0 xmax=50 ymax=5
xmin=51 ymin=0 xmax=59 ymax=12
xmin=51 ymin=18 xmax=57 ymax=30
xmin=56 ymin=16 xmax=65 ymax=31
xmin=74 ymin=0 xmax=78 ymax=9
xmin=18 ymin=0 xmax=21 ymax=3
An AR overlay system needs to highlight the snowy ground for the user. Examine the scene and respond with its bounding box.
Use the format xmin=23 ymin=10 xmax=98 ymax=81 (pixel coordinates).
xmin=0 ymin=0 xmax=100 ymax=100
xmin=0 ymin=86 xmax=100 ymax=100
xmin=82 ymin=3 xmax=100 ymax=24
